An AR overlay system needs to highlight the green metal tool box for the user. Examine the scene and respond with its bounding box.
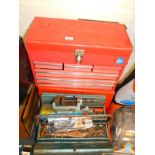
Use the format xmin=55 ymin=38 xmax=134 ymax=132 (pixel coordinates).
xmin=33 ymin=93 xmax=113 ymax=155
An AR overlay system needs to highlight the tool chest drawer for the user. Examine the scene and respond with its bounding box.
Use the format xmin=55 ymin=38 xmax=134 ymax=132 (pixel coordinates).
xmin=33 ymin=93 xmax=113 ymax=154
xmin=33 ymin=62 xmax=120 ymax=91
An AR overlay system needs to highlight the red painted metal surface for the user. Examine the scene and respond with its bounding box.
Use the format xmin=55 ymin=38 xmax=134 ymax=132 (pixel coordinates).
xmin=24 ymin=17 xmax=133 ymax=109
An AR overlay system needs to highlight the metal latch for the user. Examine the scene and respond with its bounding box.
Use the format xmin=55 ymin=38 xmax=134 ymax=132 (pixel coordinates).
xmin=75 ymin=49 xmax=85 ymax=63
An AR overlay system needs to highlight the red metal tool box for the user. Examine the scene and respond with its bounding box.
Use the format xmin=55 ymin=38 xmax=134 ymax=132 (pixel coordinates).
xmin=24 ymin=17 xmax=132 ymax=110
xmin=24 ymin=17 xmax=133 ymax=154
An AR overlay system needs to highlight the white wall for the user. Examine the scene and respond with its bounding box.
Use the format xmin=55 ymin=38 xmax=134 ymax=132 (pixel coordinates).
xmin=19 ymin=0 xmax=135 ymax=81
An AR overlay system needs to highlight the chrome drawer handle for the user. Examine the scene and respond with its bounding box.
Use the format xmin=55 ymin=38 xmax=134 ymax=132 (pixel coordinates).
xmin=75 ymin=49 xmax=85 ymax=63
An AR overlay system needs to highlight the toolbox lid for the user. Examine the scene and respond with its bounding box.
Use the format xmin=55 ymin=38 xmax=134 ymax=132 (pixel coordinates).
xmin=25 ymin=17 xmax=132 ymax=50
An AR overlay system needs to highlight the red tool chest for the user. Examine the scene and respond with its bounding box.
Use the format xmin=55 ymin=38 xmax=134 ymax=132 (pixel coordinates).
xmin=24 ymin=17 xmax=133 ymax=110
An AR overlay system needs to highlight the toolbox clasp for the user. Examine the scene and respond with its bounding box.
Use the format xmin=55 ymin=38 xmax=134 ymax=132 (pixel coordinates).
xmin=75 ymin=49 xmax=85 ymax=63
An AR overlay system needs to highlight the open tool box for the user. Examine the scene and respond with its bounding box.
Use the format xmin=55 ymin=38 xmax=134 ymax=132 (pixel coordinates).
xmin=34 ymin=93 xmax=113 ymax=154
xmin=24 ymin=17 xmax=133 ymax=154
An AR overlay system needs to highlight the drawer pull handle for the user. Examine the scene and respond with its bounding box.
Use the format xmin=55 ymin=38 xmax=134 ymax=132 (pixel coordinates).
xmin=75 ymin=49 xmax=85 ymax=63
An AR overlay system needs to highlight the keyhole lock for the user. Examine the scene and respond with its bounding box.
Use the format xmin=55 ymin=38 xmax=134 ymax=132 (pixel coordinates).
xmin=75 ymin=49 xmax=85 ymax=63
